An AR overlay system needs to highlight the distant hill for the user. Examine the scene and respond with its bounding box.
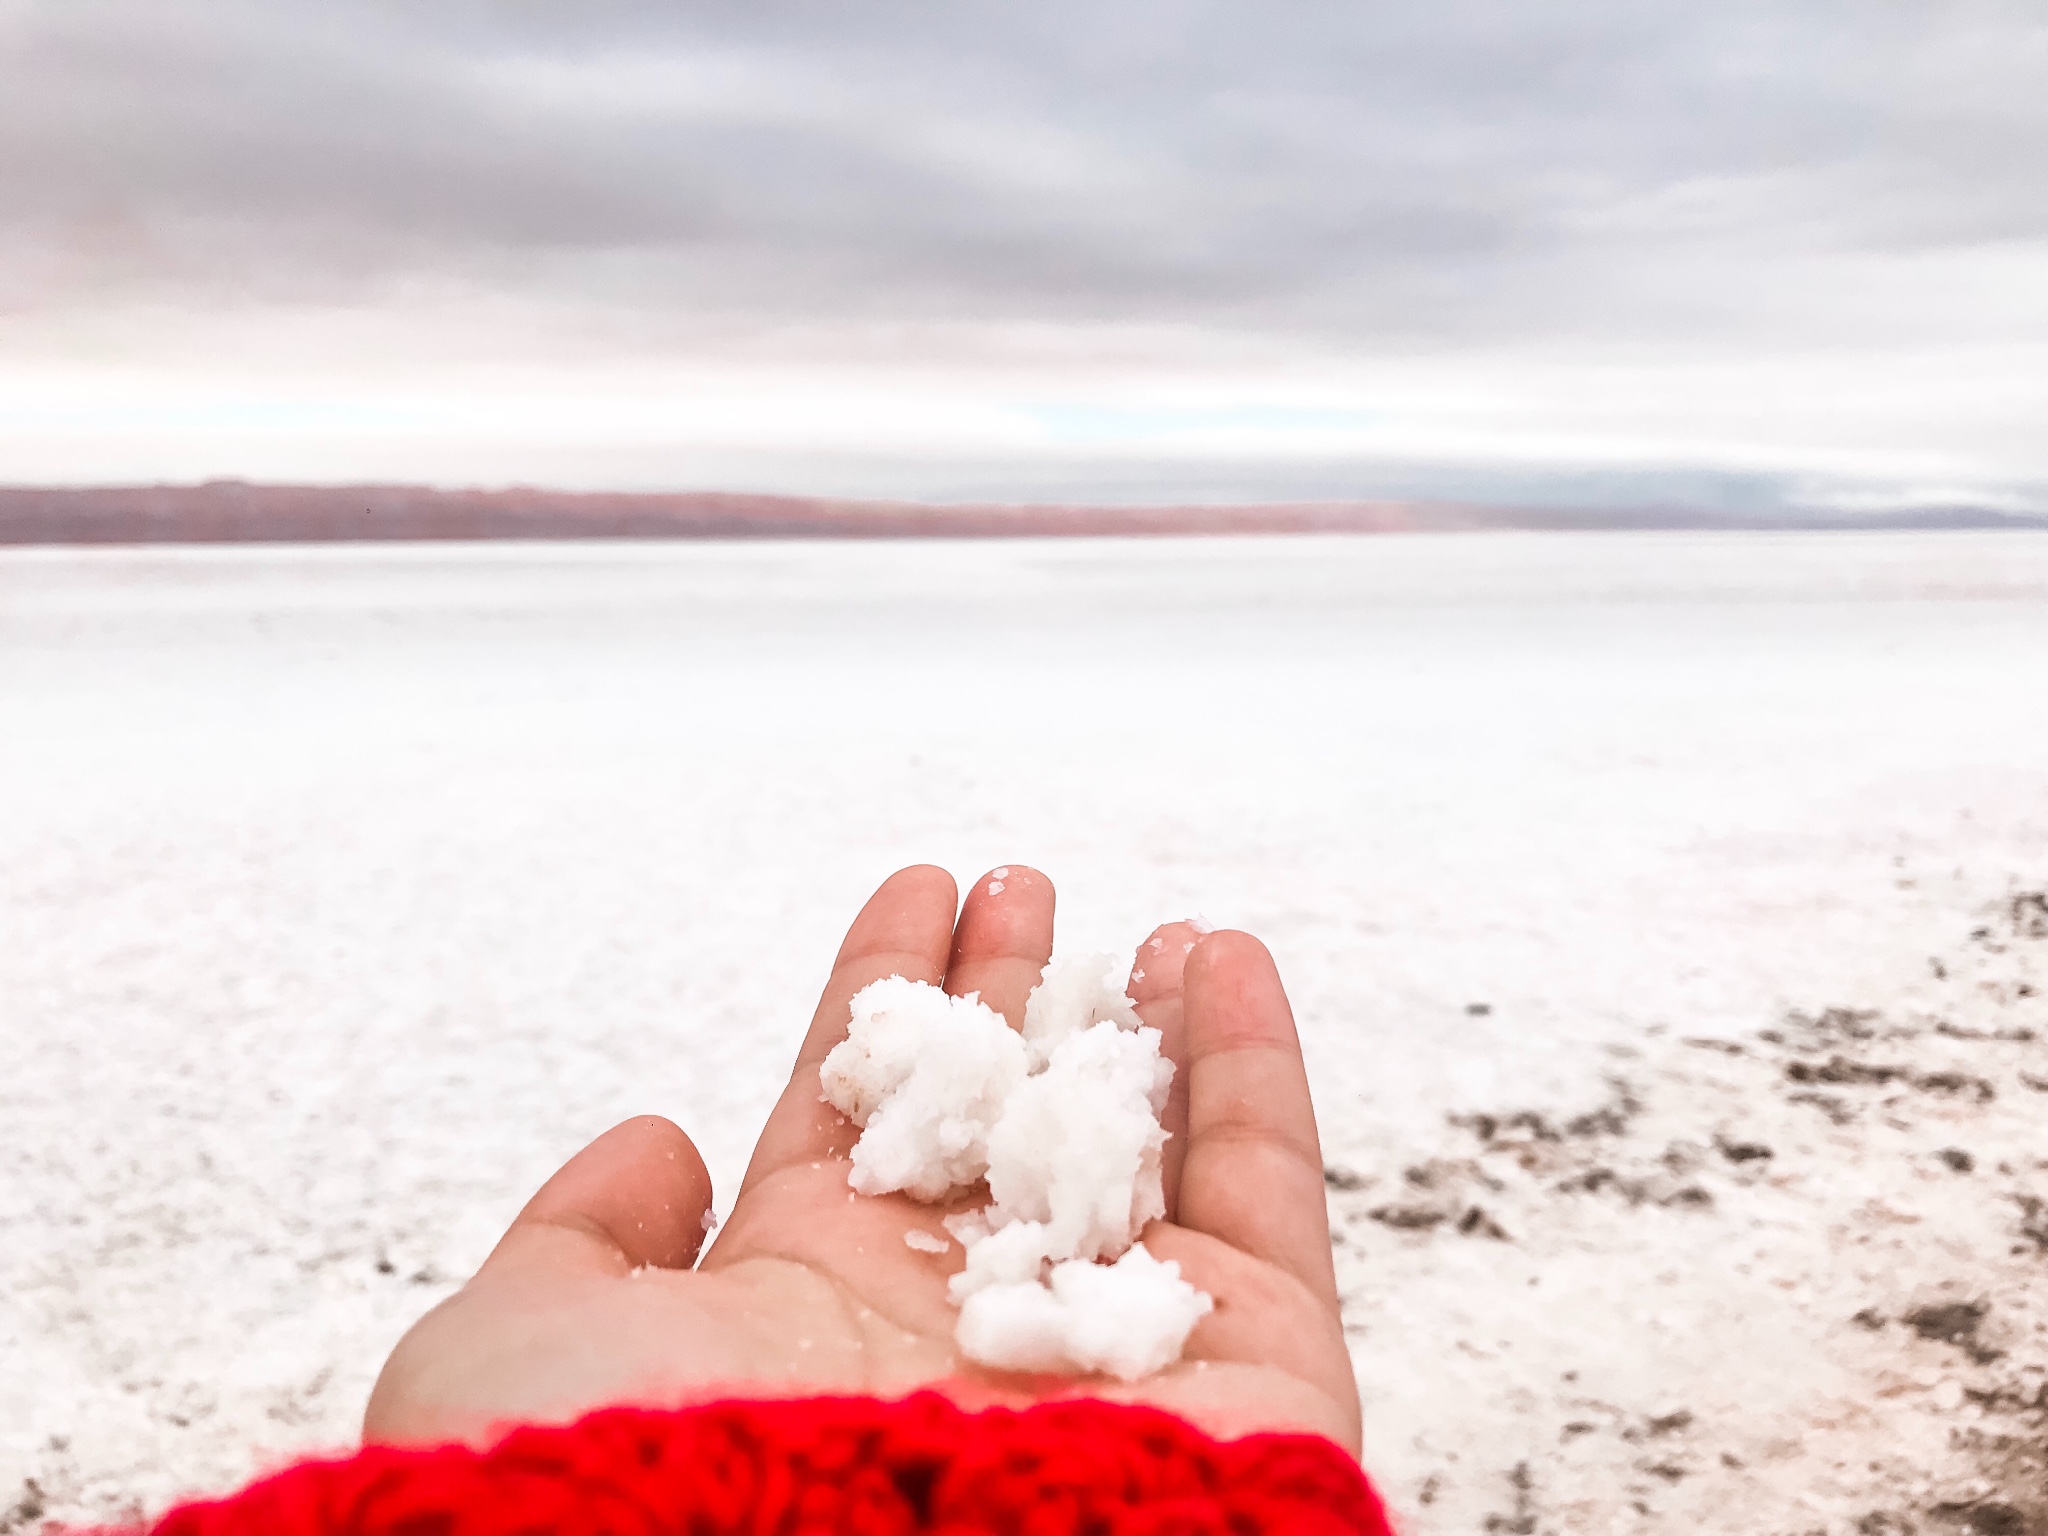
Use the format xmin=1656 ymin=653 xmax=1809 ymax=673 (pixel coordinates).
xmin=1 ymin=482 xmax=2041 ymax=543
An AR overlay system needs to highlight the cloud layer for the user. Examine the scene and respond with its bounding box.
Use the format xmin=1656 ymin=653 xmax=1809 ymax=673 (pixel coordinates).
xmin=3 ymin=1 xmax=2045 ymax=504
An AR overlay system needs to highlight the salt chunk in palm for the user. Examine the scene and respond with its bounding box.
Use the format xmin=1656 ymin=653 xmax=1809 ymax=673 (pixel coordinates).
xmin=981 ymin=1020 xmax=1172 ymax=1267
xmin=1021 ymin=953 xmax=1142 ymax=1067
xmin=955 ymin=1244 xmax=1213 ymax=1381
xmin=947 ymin=1214 xmax=1056 ymax=1302
xmin=819 ymin=977 xmax=1025 ymax=1201
xmin=827 ymin=960 xmax=1211 ymax=1380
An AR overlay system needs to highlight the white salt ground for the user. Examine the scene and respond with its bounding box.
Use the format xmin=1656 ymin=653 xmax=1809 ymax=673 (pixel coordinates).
xmin=5 ymin=533 xmax=2048 ymax=1534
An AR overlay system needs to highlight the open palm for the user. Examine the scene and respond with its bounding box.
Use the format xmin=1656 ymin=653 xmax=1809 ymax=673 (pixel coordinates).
xmin=365 ymin=866 xmax=1361 ymax=1454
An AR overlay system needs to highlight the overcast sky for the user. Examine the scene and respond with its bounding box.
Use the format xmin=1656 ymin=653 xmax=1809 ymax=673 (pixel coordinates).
xmin=3 ymin=1 xmax=2044 ymax=507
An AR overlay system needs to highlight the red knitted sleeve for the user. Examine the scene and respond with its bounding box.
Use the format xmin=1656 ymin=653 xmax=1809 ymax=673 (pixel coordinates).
xmin=133 ymin=1393 xmax=1391 ymax=1535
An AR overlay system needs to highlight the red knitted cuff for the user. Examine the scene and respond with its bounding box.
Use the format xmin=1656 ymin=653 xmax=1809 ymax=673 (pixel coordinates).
xmin=140 ymin=1393 xmax=1389 ymax=1534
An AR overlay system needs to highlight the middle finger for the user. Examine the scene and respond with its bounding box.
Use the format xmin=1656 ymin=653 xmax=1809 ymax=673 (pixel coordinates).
xmin=942 ymin=865 xmax=1055 ymax=1030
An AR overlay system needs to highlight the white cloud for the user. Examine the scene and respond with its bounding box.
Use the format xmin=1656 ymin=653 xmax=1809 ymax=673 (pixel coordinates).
xmin=0 ymin=0 xmax=2044 ymax=508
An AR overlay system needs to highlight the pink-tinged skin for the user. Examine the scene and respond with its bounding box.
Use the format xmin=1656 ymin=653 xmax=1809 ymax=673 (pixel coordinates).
xmin=364 ymin=866 xmax=1360 ymax=1455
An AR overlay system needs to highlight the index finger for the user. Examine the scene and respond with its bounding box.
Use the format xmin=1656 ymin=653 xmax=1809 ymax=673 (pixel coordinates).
xmin=734 ymin=865 xmax=959 ymax=1197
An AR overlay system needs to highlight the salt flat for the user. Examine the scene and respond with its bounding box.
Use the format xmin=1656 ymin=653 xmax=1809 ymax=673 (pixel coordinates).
xmin=4 ymin=532 xmax=2047 ymax=1534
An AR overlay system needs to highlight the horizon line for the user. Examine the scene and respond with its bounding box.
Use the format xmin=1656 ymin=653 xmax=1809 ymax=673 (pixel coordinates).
xmin=3 ymin=480 xmax=2045 ymax=546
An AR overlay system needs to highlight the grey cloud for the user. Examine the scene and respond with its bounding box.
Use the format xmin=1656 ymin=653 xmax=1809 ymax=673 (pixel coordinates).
xmin=3 ymin=0 xmax=2045 ymax=345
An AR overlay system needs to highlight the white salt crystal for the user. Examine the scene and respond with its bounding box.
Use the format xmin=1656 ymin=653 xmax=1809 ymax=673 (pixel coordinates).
xmin=828 ymin=957 xmax=1211 ymax=1380
xmin=949 ymin=1215 xmax=1057 ymax=1301
xmin=1020 ymin=953 xmax=1141 ymax=1067
xmin=819 ymin=976 xmax=1026 ymax=1201
xmin=941 ymin=1208 xmax=991 ymax=1248
xmin=955 ymin=1244 xmax=1213 ymax=1381
xmin=983 ymin=1020 xmax=1171 ymax=1262
xmin=950 ymin=1272 xmax=1073 ymax=1373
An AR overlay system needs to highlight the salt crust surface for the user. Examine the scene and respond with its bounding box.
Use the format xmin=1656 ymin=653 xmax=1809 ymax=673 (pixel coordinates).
xmin=821 ymin=960 xmax=1208 ymax=1380
xmin=7 ymin=535 xmax=2048 ymax=1534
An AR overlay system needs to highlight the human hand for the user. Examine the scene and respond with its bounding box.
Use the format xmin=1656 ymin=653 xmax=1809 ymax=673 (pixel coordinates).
xmin=363 ymin=865 xmax=1361 ymax=1453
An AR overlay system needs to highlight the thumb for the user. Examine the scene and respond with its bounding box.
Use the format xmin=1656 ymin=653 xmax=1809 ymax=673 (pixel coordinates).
xmin=483 ymin=1115 xmax=715 ymax=1279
